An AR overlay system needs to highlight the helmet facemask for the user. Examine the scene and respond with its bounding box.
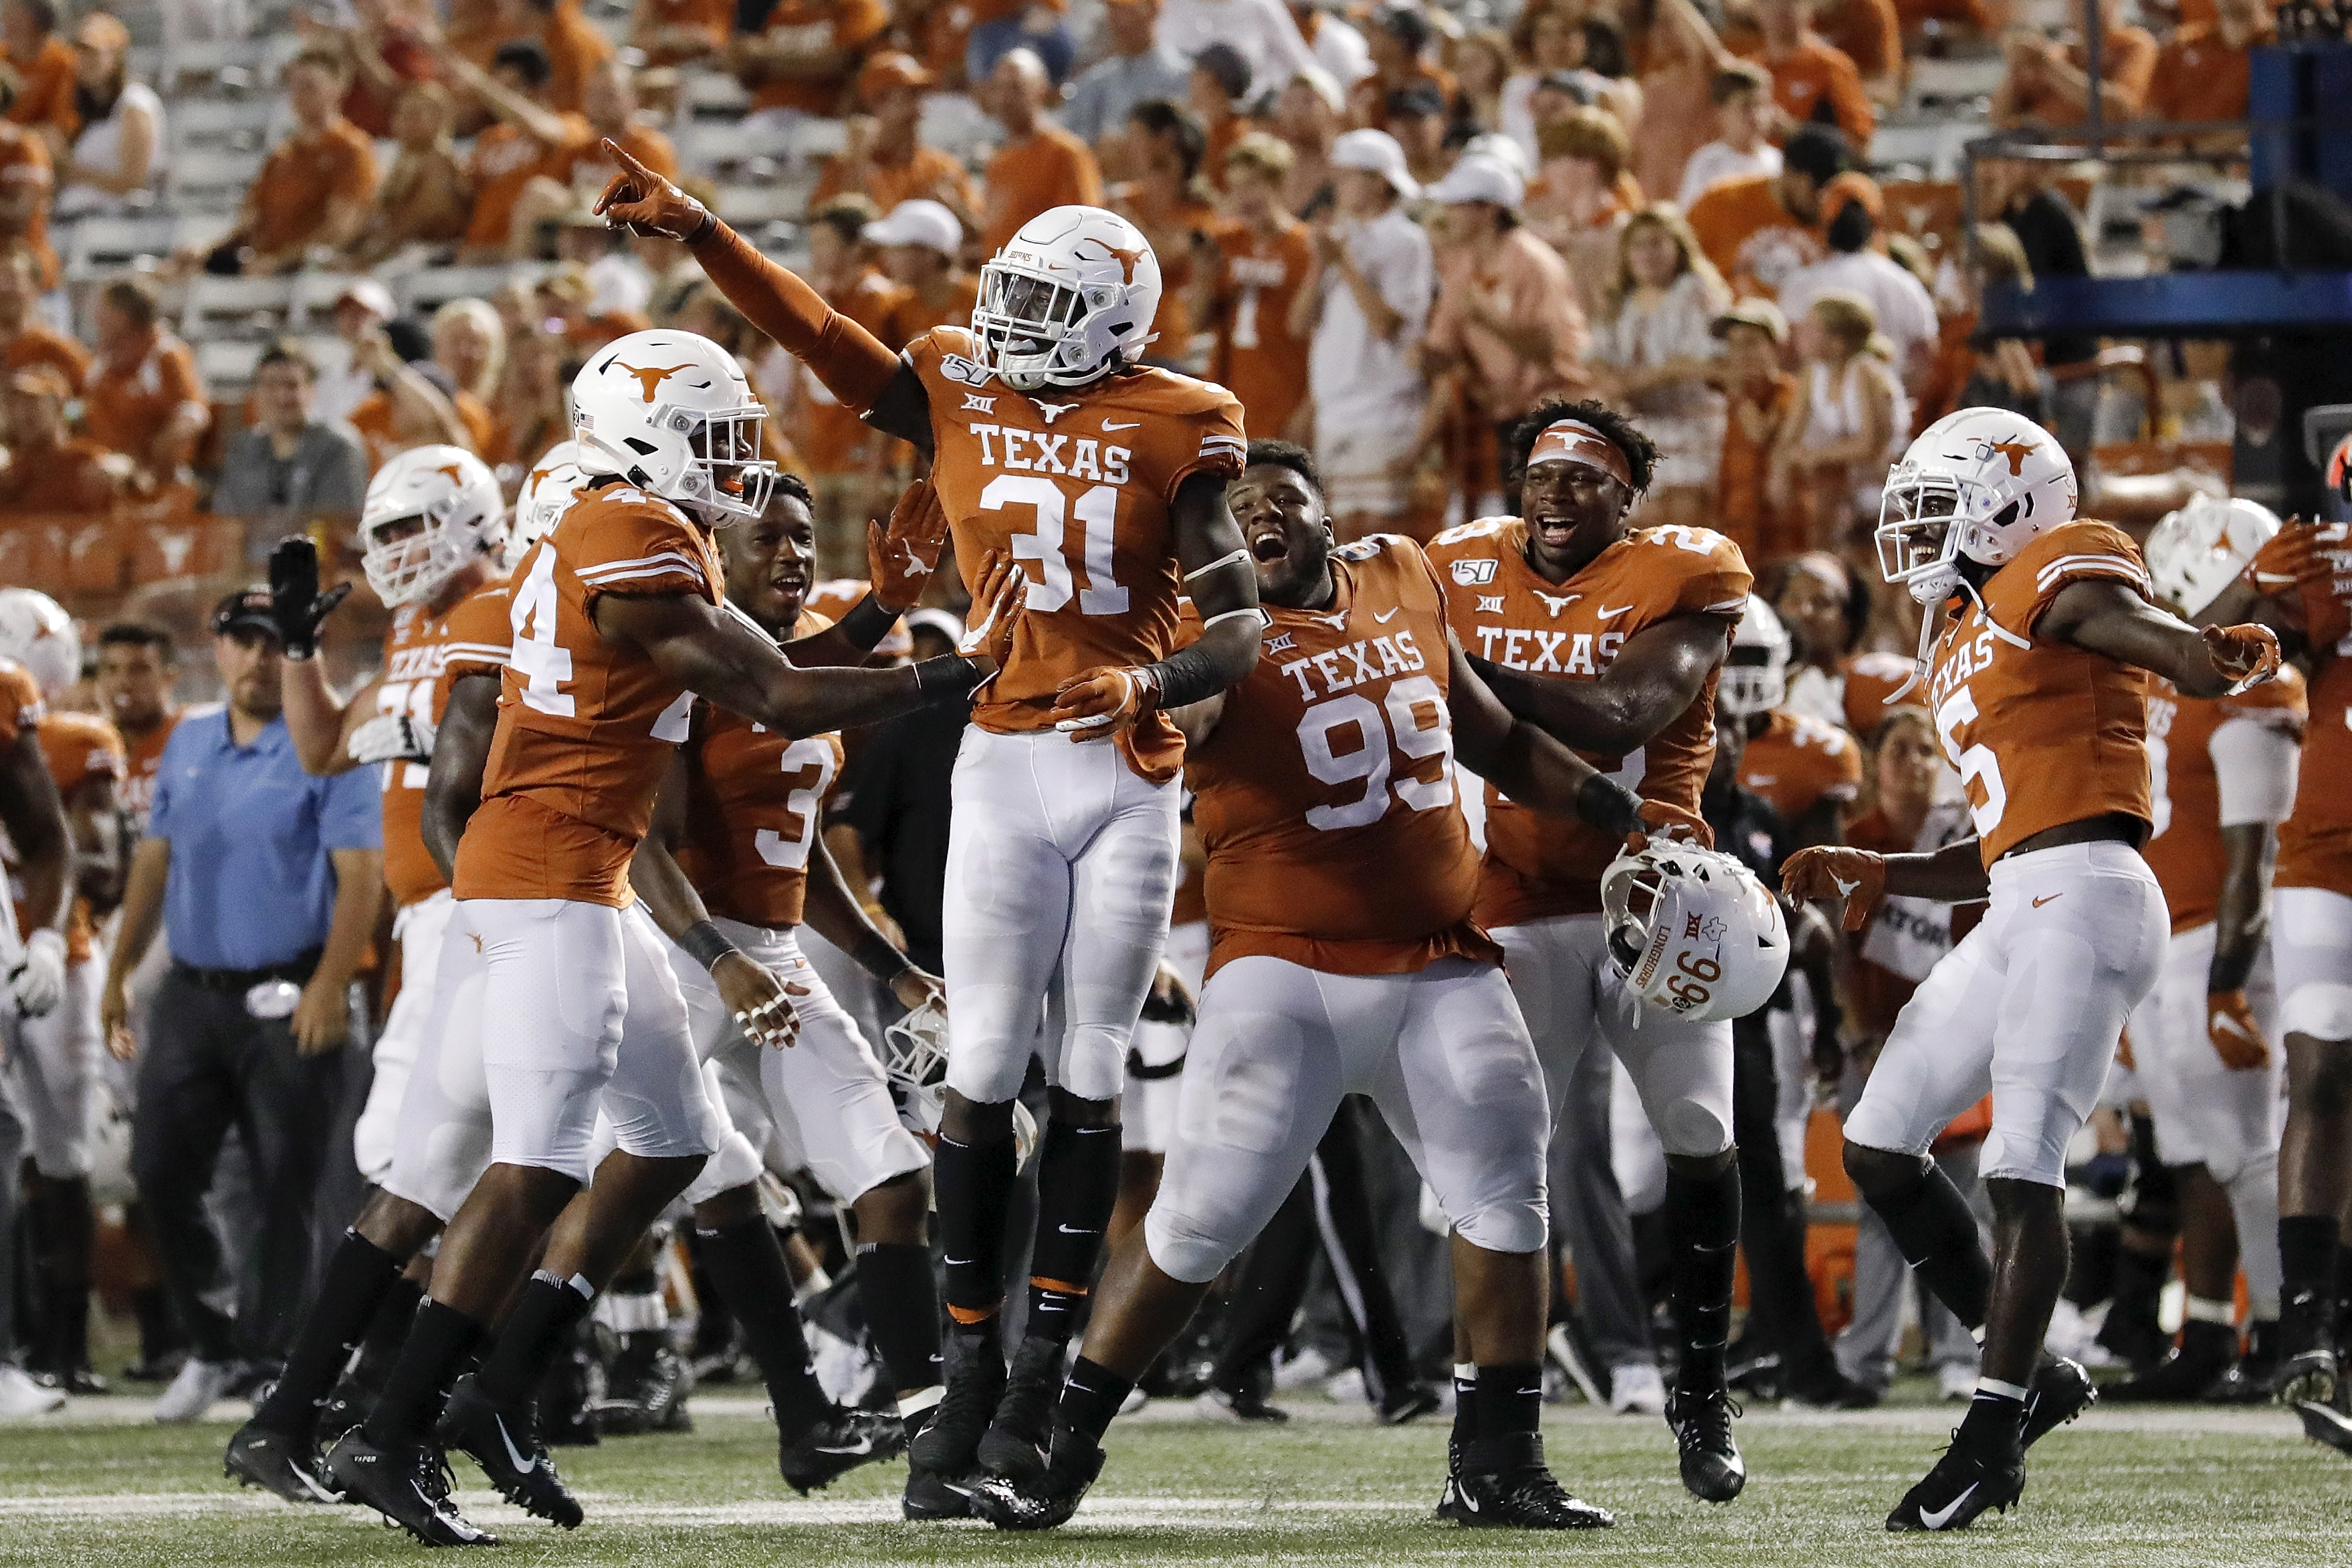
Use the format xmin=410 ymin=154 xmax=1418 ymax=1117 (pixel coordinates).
xmin=610 ymin=400 xmax=776 ymax=525
xmin=361 ymin=512 xmax=445 ymax=607
xmin=970 ymin=259 xmax=1131 ymax=391
xmin=1717 ymin=647 xmax=1786 ymax=719
xmin=1875 ymin=469 xmax=1971 ymax=606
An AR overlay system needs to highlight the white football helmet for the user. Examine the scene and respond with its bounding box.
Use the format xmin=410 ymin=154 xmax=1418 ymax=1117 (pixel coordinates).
xmin=970 ymin=205 xmax=1161 ymax=391
xmin=510 ymin=439 xmax=593 ymax=565
xmin=2144 ymin=493 xmax=2280 ymax=621
xmin=1718 ymin=595 xmax=1790 ymax=719
xmin=1876 ymin=408 xmax=2078 ymax=606
xmin=572 ymin=329 xmax=776 ymax=524
xmin=360 ymin=445 xmax=506 ymax=608
xmin=1601 ymin=843 xmax=1790 ymax=1024
xmin=0 ymin=589 xmax=78 ymax=701
xmin=882 ymin=1000 xmax=1038 ymax=1169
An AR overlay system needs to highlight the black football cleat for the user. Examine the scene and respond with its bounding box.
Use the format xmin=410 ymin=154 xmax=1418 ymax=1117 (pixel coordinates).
xmin=976 ymin=1335 xmax=1065 ymax=1484
xmin=1786 ymin=1369 xmax=1881 ymax=1410
xmin=2106 ymin=1323 xmax=2236 ymax=1404
xmin=1887 ymin=1429 xmax=2025 ymax=1532
xmin=439 ymin=1376 xmax=582 ymax=1529
xmin=314 ymin=1372 xmax=375 ymax=1451
xmin=903 ymin=1329 xmax=1006 ymax=1520
xmin=1195 ymin=1362 xmax=1288 ymax=1423
xmin=324 ymin=1428 xmax=497 ymax=1547
xmin=1376 ymin=1380 xmax=1443 ymax=1426
xmin=2270 ymin=1291 xmax=2341 ymax=1407
xmin=2022 ymin=1357 xmax=2095 ymax=1447
xmin=2298 ymin=1399 xmax=2352 ymax=1457
xmin=1665 ymin=1378 xmax=1745 ymax=1502
xmin=778 ymin=1405 xmax=907 ymax=1494
xmin=968 ymin=1424 xmax=1105 ymax=1531
xmin=1443 ymin=1433 xmax=1614 ymax=1529
xmin=225 ymin=1420 xmax=342 ymax=1504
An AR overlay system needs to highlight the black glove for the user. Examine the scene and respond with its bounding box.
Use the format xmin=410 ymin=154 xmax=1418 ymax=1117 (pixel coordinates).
xmin=268 ymin=535 xmax=352 ymax=661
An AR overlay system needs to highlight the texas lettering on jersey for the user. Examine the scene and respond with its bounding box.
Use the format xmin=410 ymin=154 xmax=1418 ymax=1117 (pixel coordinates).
xmin=1184 ymin=536 xmax=1497 ymax=980
xmin=907 ymin=326 xmax=1246 ymax=784
xmin=1425 ymin=518 xmax=1751 ymax=925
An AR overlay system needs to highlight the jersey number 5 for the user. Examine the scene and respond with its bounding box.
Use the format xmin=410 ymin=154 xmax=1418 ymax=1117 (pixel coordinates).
xmin=1935 ymin=685 xmax=2008 ymax=835
xmin=1299 ymin=675 xmax=1454 ymax=830
xmin=980 ymin=475 xmax=1128 ymax=616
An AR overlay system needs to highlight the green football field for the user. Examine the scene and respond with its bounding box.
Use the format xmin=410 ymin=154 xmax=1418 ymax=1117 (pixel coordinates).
xmin=0 ymin=1390 xmax=2345 ymax=1567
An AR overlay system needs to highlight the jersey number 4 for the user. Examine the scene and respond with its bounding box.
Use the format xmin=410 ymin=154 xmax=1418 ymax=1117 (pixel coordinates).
xmin=1299 ymin=676 xmax=1454 ymax=831
xmin=510 ymin=549 xmax=576 ymax=717
xmin=980 ymin=475 xmax=1128 ymax=615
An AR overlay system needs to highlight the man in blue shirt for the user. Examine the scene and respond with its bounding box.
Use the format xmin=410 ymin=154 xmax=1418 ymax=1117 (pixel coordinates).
xmin=100 ymin=589 xmax=383 ymax=1424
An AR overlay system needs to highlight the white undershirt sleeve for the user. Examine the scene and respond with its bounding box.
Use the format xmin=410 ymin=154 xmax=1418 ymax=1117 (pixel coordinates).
xmin=2210 ymin=715 xmax=2302 ymax=828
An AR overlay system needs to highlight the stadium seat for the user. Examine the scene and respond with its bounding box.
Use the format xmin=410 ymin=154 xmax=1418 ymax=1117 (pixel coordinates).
xmin=63 ymin=516 xmax=132 ymax=598
xmin=194 ymin=338 xmax=265 ymax=395
xmin=398 ymin=263 xmax=548 ymax=317
xmin=0 ymin=518 xmax=71 ymax=590
xmin=129 ymin=514 xmax=247 ymax=587
xmin=156 ymin=36 xmax=296 ymax=98
xmin=175 ymin=98 xmax=278 ymax=152
xmin=1903 ymin=56 xmax=2007 ymax=116
xmin=64 ymin=215 xmax=179 ymax=281
xmin=683 ymin=70 xmax=751 ymax=119
xmin=170 ymin=148 xmax=266 ymax=214
xmin=716 ymin=181 xmax=816 ymax=226
xmin=288 ymin=273 xmax=354 ymax=335
xmin=182 ymin=275 xmax=295 ymax=343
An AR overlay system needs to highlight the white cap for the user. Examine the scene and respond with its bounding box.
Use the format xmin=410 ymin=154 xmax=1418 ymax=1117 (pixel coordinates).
xmin=864 ymin=199 xmax=964 ymax=257
xmin=1461 ymin=132 xmax=1531 ymax=182
xmin=1331 ymin=128 xmax=1418 ymax=200
xmin=905 ymin=607 xmax=966 ymax=644
xmin=336 ymin=278 xmax=395 ymax=318
xmin=1424 ymin=153 xmax=1524 ymax=211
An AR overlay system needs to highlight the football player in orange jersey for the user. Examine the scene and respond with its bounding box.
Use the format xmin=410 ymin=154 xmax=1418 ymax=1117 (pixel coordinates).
xmin=323 ymin=330 xmax=1024 ymax=1545
xmin=1426 ymin=403 xmax=1759 ymax=1504
xmin=597 ymin=150 xmax=1269 ymax=1514
xmin=1784 ymin=408 xmax=2284 ymax=1530
xmin=92 ymin=624 xmax=181 ymax=831
xmin=1771 ymin=550 xmax=1919 ymax=740
xmin=2107 ymin=497 xmax=2306 ymax=1404
xmin=972 ymin=442 xmax=1663 ymax=1532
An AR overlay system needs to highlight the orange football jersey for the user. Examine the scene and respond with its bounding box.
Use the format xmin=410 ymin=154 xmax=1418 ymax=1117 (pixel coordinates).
xmin=2249 ymin=522 xmax=2352 ymax=893
xmin=1426 ymin=518 xmax=1752 ymax=926
xmin=1842 ymin=649 xmax=1921 ymax=736
xmin=2143 ymin=669 xmax=2307 ymax=931
xmin=674 ymin=608 xmax=847 ymax=929
xmin=454 ymin=485 xmax=723 ymax=907
xmin=1923 ymin=520 xmax=2155 ymax=867
xmin=375 ymin=584 xmax=514 ymax=909
xmin=1737 ymin=708 xmax=1863 ymax=823
xmin=118 ymin=710 xmax=181 ymax=828
xmin=905 ymin=326 xmax=1247 ymax=784
xmin=1184 ymin=536 xmax=1497 ymax=980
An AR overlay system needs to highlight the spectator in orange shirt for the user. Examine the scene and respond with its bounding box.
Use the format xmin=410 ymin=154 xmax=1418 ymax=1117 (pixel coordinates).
xmin=0 ymin=365 xmax=114 ymax=513
xmin=1189 ymin=42 xmax=1252 ymax=194
xmin=344 ymin=316 xmax=475 ymax=469
xmin=629 ymin=0 xmax=732 ymax=67
xmin=1200 ymin=133 xmax=1315 ymax=441
xmin=1810 ymin=0 xmax=1901 ymax=106
xmin=869 ymin=197 xmax=978 ymax=338
xmin=81 ymin=277 xmax=208 ymax=487
xmin=443 ymin=38 xmax=596 ymax=261
xmin=978 ymin=47 xmax=1103 ymax=255
xmin=1525 ymin=106 xmax=1644 ymax=322
xmin=2143 ymin=0 xmax=2272 ymax=144
xmin=0 ymin=243 xmax=80 ymax=385
xmin=1 ymin=0 xmax=73 ymax=138
xmin=1993 ymin=0 xmax=2157 ymax=128
xmin=497 ymin=0 xmax=615 ymax=116
xmin=733 ymin=0 xmax=891 ymax=126
xmin=201 ymin=49 xmax=380 ymax=275
xmin=342 ymin=80 xmax=470 ymax=266
xmin=315 ymin=0 xmax=439 ymax=139
xmin=0 ymin=72 xmax=54 ymax=289
xmin=1687 ymin=120 xmax=1844 ymax=298
xmin=1348 ymin=7 xmax=1457 ymax=132
xmin=811 ymin=51 xmax=981 ymax=234
xmin=1745 ymin=0 xmax=1876 ymax=148
xmin=1712 ymin=297 xmax=1802 ymax=564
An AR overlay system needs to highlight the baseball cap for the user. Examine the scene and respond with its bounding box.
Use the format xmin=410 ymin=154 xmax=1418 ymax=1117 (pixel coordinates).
xmin=1461 ymin=132 xmax=1531 ymax=181
xmin=1386 ymin=83 xmax=1446 ymax=120
xmin=1331 ymin=128 xmax=1418 ymax=199
xmin=1781 ymin=124 xmax=1851 ymax=187
xmin=211 ymin=588 xmax=281 ymax=643
xmin=856 ymin=50 xmax=932 ymax=105
xmin=1424 ymin=152 xmax=1523 ymax=211
xmin=74 ymin=13 xmax=130 ymax=51
xmin=1711 ymin=298 xmax=1789 ymax=344
xmin=336 ymin=278 xmax=395 ymax=319
xmin=863 ymin=199 xmax=962 ymax=258
xmin=905 ymin=608 xmax=965 ymax=645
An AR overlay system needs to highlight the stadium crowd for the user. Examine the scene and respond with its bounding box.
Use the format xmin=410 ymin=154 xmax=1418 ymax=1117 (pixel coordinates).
xmin=0 ymin=0 xmax=2341 ymax=1525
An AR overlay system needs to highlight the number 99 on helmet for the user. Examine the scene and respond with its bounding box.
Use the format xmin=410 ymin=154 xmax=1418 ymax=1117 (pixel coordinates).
xmin=1601 ymin=843 xmax=1790 ymax=1024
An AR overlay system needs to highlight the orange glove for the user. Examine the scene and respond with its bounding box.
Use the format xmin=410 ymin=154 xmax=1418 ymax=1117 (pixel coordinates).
xmin=1782 ymin=845 xmax=1889 ymax=932
xmin=1050 ymin=665 xmax=1160 ymax=741
xmin=2206 ymin=989 xmax=2270 ymax=1071
xmin=869 ymin=479 xmax=949 ymax=613
xmin=954 ymin=550 xmax=1027 ymax=679
xmin=2202 ymin=623 xmax=2282 ymax=695
xmin=593 ymin=138 xmax=712 ymax=240
xmin=1626 ymin=800 xmax=1714 ymax=853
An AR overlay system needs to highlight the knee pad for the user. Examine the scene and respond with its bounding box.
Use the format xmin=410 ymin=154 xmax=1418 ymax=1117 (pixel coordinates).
xmin=1451 ymin=1196 xmax=1549 ymax=1258
xmin=681 ymin=1127 xmax=763 ymax=1209
xmin=2282 ymin=982 xmax=2352 ymax=1043
xmin=1142 ymin=1203 xmax=1240 ymax=1286
xmin=1977 ymin=1094 xmax=2076 ymax=1189
xmin=1657 ymin=1097 xmax=1733 ymax=1161
xmin=1049 ymin=1023 xmax=1130 ymax=1103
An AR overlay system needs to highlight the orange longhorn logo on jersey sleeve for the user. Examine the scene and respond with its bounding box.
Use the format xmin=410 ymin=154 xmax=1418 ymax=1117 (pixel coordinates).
xmin=613 ymin=361 xmax=700 ymax=403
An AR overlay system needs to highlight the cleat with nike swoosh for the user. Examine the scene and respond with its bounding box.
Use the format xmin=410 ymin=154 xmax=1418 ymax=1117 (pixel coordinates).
xmin=977 ymin=1335 xmax=1067 ymax=1484
xmin=439 ymin=1375 xmax=582 ymax=1529
xmin=968 ymin=1422 xmax=1103 ymax=1531
xmin=905 ymin=1329 xmax=1004 ymax=1519
xmin=2021 ymin=1357 xmax=2095 ymax=1447
xmin=778 ymin=1404 xmax=908 ymax=1494
xmin=1447 ymin=1434 xmax=1614 ymax=1529
xmin=225 ymin=1420 xmax=343 ymax=1504
xmin=1887 ymin=1430 xmax=2024 ymax=1531
xmin=323 ymin=1428 xmax=498 ymax=1547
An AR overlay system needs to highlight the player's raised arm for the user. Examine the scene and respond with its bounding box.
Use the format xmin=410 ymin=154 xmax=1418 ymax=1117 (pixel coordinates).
xmin=1447 ymin=633 xmax=1652 ymax=838
xmin=2042 ymin=578 xmax=2280 ymax=700
xmin=593 ymin=140 xmax=931 ymax=450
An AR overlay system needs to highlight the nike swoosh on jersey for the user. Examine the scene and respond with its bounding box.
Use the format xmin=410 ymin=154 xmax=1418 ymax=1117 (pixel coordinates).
xmin=1374 ymin=608 xmax=1401 ymax=623
xmin=1103 ymin=421 xmax=1141 ymax=431
xmin=2033 ymin=893 xmax=2062 ymax=907
xmin=1597 ymin=604 xmax=1634 ymax=619
xmin=1919 ymin=1484 xmax=1977 ymax=1529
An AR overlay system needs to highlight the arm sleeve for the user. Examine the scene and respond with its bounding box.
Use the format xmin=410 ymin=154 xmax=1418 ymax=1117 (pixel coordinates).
xmin=689 ymin=222 xmax=903 ymax=415
xmin=320 ymin=763 xmax=387 ymax=851
xmin=2210 ymin=713 xmax=2302 ymax=828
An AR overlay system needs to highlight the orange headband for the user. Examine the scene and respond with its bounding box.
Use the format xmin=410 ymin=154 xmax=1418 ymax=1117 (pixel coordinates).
xmin=1525 ymin=418 xmax=1631 ymax=487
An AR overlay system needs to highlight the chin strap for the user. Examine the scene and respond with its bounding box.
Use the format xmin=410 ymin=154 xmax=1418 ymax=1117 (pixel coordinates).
xmin=1885 ymin=572 xmax=2030 ymax=708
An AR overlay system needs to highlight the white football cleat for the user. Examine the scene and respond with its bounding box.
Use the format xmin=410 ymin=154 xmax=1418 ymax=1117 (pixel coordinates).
xmin=1606 ymin=1363 xmax=1667 ymax=1416
xmin=153 ymin=1358 xmax=237 ymax=1424
xmin=0 ymin=1363 xmax=66 ymax=1417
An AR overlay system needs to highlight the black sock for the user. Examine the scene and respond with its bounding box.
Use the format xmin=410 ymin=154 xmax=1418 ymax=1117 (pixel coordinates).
xmin=1955 ymin=1383 xmax=2027 ymax=1450
xmin=1473 ymin=1363 xmax=1542 ymax=1443
xmin=1450 ymin=1362 xmax=1478 ymax=1456
xmin=935 ymin=1130 xmax=1019 ymax=1321
xmin=363 ymin=1301 xmax=488 ymax=1448
xmin=255 ymin=1230 xmax=405 ymax=1440
xmin=2280 ymin=1214 xmax=2341 ymax=1305
xmin=1025 ymin=1119 xmax=1122 ymax=1341
xmin=353 ymin=1272 xmax=426 ymax=1387
xmin=696 ymin=1218 xmax=830 ymax=1435
xmin=1057 ymin=1355 xmax=1132 ymax=1448
xmin=1868 ymin=1161 xmax=1993 ymax=1329
xmin=2334 ymin=1244 xmax=2352 ymax=1333
xmin=1666 ymin=1162 xmax=1740 ymax=1385
xmin=856 ymin=1240 xmax=944 ymax=1394
xmin=475 ymin=1270 xmax=596 ymax=1410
